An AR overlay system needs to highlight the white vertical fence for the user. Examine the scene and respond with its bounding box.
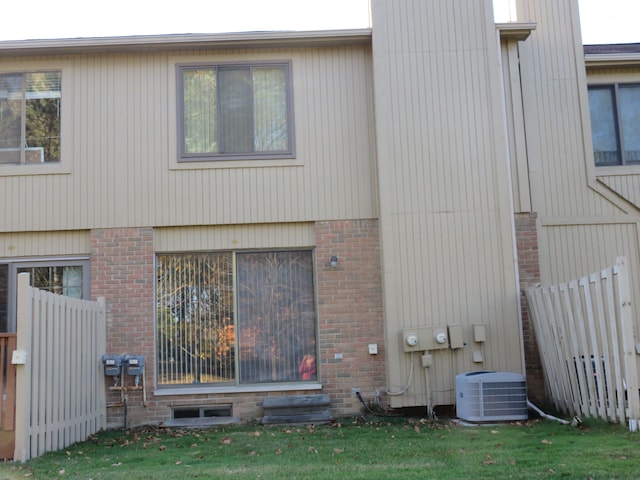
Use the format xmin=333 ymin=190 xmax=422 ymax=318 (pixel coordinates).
xmin=525 ymin=257 xmax=640 ymax=430
xmin=14 ymin=273 xmax=107 ymax=461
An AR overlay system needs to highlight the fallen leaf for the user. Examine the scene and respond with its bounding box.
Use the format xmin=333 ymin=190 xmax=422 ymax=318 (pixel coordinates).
xmin=247 ymin=451 xmax=257 ymax=456
xmin=414 ymin=425 xmax=421 ymax=433
xmin=221 ymin=437 xmax=233 ymax=445
xmin=175 ymin=461 xmax=182 ymax=465
xmin=59 ymin=470 xmax=65 ymax=475
xmin=491 ymin=430 xmax=499 ymax=434
xmin=111 ymin=463 xmax=122 ymax=467
xmin=333 ymin=448 xmax=344 ymax=454
xmin=275 ymin=448 xmax=282 ymax=454
xmin=541 ymin=439 xmax=553 ymax=445
xmin=483 ymin=454 xmax=495 ymax=465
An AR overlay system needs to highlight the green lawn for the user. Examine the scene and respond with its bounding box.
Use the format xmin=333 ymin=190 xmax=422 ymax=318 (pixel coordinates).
xmin=1 ymin=417 xmax=639 ymax=479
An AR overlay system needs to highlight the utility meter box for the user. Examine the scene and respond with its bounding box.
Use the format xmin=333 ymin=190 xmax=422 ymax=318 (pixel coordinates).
xmin=102 ymin=355 xmax=122 ymax=376
xmin=124 ymin=355 xmax=145 ymax=376
xmin=400 ymin=326 xmax=450 ymax=352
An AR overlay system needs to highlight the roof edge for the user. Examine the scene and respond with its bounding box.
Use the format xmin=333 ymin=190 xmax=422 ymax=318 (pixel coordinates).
xmin=0 ymin=29 xmax=373 ymax=56
xmin=496 ymin=22 xmax=537 ymax=41
xmin=585 ymin=53 xmax=640 ymax=68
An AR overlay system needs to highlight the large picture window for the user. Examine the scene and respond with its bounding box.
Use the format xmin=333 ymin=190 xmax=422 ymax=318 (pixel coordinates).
xmin=0 ymin=71 xmax=61 ymax=165
xmin=178 ymin=62 xmax=293 ymax=161
xmin=156 ymin=250 xmax=317 ymax=387
xmin=588 ymin=84 xmax=640 ymax=166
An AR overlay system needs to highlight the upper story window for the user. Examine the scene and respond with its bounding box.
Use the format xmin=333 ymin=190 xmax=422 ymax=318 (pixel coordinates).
xmin=0 ymin=71 xmax=61 ymax=165
xmin=178 ymin=62 xmax=294 ymax=161
xmin=588 ymin=84 xmax=640 ymax=167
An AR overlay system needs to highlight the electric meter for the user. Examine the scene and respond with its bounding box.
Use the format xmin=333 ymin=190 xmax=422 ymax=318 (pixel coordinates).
xmin=405 ymin=333 xmax=419 ymax=347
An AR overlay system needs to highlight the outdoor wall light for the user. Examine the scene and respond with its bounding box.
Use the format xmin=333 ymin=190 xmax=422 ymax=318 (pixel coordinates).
xmin=330 ymin=256 xmax=339 ymax=267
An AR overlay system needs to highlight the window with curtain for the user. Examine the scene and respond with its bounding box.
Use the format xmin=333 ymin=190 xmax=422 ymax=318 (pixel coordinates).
xmin=588 ymin=84 xmax=640 ymax=166
xmin=156 ymin=250 xmax=317 ymax=387
xmin=178 ymin=62 xmax=293 ymax=161
xmin=0 ymin=71 xmax=62 ymax=165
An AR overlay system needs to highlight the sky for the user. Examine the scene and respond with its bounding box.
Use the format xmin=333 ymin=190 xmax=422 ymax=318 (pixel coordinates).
xmin=0 ymin=0 xmax=637 ymax=45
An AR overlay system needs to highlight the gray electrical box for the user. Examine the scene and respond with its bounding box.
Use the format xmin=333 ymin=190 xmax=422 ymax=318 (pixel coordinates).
xmin=124 ymin=355 xmax=145 ymax=376
xmin=102 ymin=355 xmax=122 ymax=376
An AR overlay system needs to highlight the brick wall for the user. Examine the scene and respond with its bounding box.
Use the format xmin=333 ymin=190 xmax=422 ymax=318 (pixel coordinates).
xmin=91 ymin=221 xmax=385 ymax=426
xmin=91 ymin=227 xmax=156 ymax=426
xmin=315 ymin=219 xmax=386 ymax=416
xmin=514 ymin=213 xmax=545 ymax=402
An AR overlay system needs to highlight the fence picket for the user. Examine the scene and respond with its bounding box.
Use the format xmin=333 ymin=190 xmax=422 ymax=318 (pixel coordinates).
xmin=563 ymin=282 xmax=588 ymax=416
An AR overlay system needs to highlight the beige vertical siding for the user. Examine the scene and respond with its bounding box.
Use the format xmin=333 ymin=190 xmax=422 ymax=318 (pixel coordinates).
xmin=0 ymin=45 xmax=376 ymax=232
xmin=516 ymin=0 xmax=625 ymax=218
xmin=501 ymin=39 xmax=531 ymax=213
xmin=597 ymin=176 xmax=640 ymax=210
xmin=540 ymin=221 xmax=640 ymax=286
xmin=515 ymin=0 xmax=640 ymax=321
xmin=154 ymin=223 xmax=315 ymax=252
xmin=371 ymin=0 xmax=523 ymax=408
xmin=0 ymin=231 xmax=90 ymax=258
xmin=539 ymin=220 xmax=640 ymax=333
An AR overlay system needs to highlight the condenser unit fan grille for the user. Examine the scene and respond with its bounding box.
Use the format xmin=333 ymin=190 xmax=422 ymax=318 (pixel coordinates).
xmin=456 ymin=372 xmax=528 ymax=422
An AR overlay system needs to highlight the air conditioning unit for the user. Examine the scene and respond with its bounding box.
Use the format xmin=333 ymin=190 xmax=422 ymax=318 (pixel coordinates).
xmin=456 ymin=371 xmax=528 ymax=422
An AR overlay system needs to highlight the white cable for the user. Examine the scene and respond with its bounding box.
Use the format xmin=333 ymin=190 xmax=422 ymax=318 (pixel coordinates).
xmin=384 ymin=351 xmax=415 ymax=396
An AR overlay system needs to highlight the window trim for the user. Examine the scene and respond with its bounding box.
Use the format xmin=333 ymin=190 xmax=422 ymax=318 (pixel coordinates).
xmin=0 ymin=70 xmax=62 ymax=164
xmin=0 ymin=62 xmax=71 ymax=177
xmin=588 ymin=82 xmax=640 ymax=167
xmin=176 ymin=60 xmax=296 ymax=163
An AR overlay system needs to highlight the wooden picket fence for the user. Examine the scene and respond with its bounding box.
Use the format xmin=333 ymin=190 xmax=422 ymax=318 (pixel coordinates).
xmin=13 ymin=273 xmax=107 ymax=461
xmin=525 ymin=257 xmax=640 ymax=430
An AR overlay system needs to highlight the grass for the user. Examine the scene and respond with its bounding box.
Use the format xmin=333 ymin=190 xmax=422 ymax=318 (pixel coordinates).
xmin=1 ymin=416 xmax=639 ymax=479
